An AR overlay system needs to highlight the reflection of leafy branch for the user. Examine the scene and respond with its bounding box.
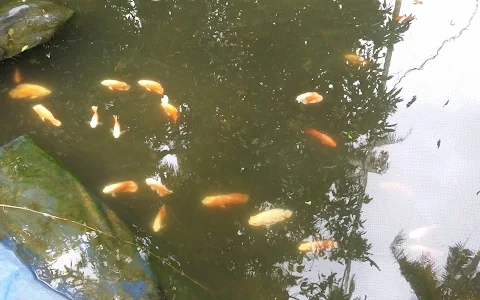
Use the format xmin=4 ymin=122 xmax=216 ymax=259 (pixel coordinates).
xmin=391 ymin=231 xmax=480 ymax=300
xmin=0 ymin=203 xmax=216 ymax=299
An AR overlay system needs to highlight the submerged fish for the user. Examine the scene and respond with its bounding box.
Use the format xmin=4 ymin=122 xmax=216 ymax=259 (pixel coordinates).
xmin=202 ymin=193 xmax=249 ymax=208
xmin=298 ymin=240 xmax=338 ymax=252
xmin=304 ymin=128 xmax=337 ymax=148
xmin=113 ymin=115 xmax=121 ymax=138
xmin=248 ymin=208 xmax=293 ymax=227
xmin=344 ymin=54 xmax=370 ymax=67
xmin=9 ymin=84 xmax=51 ymax=99
xmin=160 ymin=95 xmax=178 ymax=122
xmin=138 ymin=80 xmax=164 ymax=95
xmin=32 ymin=105 xmax=61 ymax=126
xmin=146 ymin=178 xmax=172 ymax=197
xmin=101 ymin=79 xmax=131 ymax=91
xmin=13 ymin=67 xmax=22 ymax=84
xmin=102 ymin=181 xmax=138 ymax=196
xmin=90 ymin=106 xmax=99 ymax=128
xmin=153 ymin=205 xmax=167 ymax=232
xmin=296 ymin=92 xmax=323 ymax=105
xmin=409 ymin=225 xmax=436 ymax=239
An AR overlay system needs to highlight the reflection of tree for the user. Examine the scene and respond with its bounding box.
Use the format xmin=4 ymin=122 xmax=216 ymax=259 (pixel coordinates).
xmin=135 ymin=0 xmax=414 ymax=299
xmin=391 ymin=232 xmax=480 ymax=300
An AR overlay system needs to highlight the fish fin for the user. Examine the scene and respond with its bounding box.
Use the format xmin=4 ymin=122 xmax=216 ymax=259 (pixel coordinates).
xmin=220 ymin=205 xmax=227 ymax=208
xmin=41 ymin=117 xmax=45 ymax=122
xmin=31 ymin=96 xmax=38 ymax=99
xmin=109 ymin=87 xmax=113 ymax=90
xmin=146 ymin=87 xmax=151 ymax=91
xmin=112 ymin=193 xmax=116 ymax=197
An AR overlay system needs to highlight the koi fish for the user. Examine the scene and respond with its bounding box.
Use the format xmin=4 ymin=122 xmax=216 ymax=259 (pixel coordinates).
xmin=9 ymin=84 xmax=51 ymax=99
xmin=304 ymin=128 xmax=337 ymax=148
xmin=90 ymin=106 xmax=99 ymax=128
xmin=409 ymin=225 xmax=436 ymax=239
xmin=32 ymin=105 xmax=61 ymax=126
xmin=296 ymin=92 xmax=323 ymax=105
xmin=202 ymin=193 xmax=249 ymax=208
xmin=298 ymin=240 xmax=338 ymax=252
xmin=160 ymin=95 xmax=178 ymax=122
xmin=138 ymin=80 xmax=164 ymax=95
xmin=146 ymin=178 xmax=172 ymax=197
xmin=113 ymin=115 xmax=121 ymax=138
xmin=101 ymin=79 xmax=131 ymax=91
xmin=102 ymin=181 xmax=138 ymax=196
xmin=344 ymin=54 xmax=370 ymax=67
xmin=248 ymin=208 xmax=293 ymax=226
xmin=153 ymin=205 xmax=167 ymax=232
xmin=13 ymin=67 xmax=22 ymax=84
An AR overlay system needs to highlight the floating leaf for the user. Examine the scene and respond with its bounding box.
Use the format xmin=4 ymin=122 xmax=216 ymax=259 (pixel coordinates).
xmin=348 ymin=134 xmax=353 ymax=139
xmin=21 ymin=45 xmax=28 ymax=52
xmin=7 ymin=28 xmax=14 ymax=37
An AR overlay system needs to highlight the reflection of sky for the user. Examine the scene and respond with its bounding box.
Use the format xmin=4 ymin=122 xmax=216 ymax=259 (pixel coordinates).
xmin=352 ymin=0 xmax=480 ymax=299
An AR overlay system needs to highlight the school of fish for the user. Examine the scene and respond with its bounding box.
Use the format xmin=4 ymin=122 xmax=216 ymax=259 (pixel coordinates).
xmin=8 ymin=64 xmax=349 ymax=253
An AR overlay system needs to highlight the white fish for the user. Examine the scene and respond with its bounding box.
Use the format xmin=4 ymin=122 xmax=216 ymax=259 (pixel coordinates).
xmin=90 ymin=106 xmax=99 ymax=128
xmin=409 ymin=225 xmax=436 ymax=239
xmin=248 ymin=208 xmax=293 ymax=227
xmin=32 ymin=104 xmax=61 ymax=126
xmin=113 ymin=115 xmax=121 ymax=138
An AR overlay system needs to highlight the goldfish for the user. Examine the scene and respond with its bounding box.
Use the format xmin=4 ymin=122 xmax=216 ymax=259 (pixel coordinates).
xmin=102 ymin=181 xmax=138 ymax=196
xmin=13 ymin=67 xmax=22 ymax=84
xmin=90 ymin=106 xmax=99 ymax=128
xmin=344 ymin=54 xmax=370 ymax=67
xmin=160 ymin=95 xmax=178 ymax=122
xmin=304 ymin=128 xmax=337 ymax=148
xmin=113 ymin=115 xmax=121 ymax=138
xmin=145 ymin=178 xmax=172 ymax=197
xmin=138 ymin=80 xmax=164 ymax=95
xmin=32 ymin=105 xmax=61 ymax=126
xmin=298 ymin=240 xmax=338 ymax=253
xmin=248 ymin=208 xmax=293 ymax=226
xmin=202 ymin=193 xmax=249 ymax=208
xmin=409 ymin=225 xmax=436 ymax=239
xmin=9 ymin=84 xmax=51 ymax=99
xmin=296 ymin=92 xmax=323 ymax=105
xmin=153 ymin=205 xmax=167 ymax=232
xmin=101 ymin=79 xmax=131 ymax=91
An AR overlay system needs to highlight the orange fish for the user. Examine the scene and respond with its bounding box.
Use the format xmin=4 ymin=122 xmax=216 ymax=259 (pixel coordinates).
xmin=113 ymin=115 xmax=121 ymax=138
xmin=102 ymin=181 xmax=138 ymax=196
xmin=13 ymin=67 xmax=22 ymax=84
xmin=145 ymin=178 xmax=172 ymax=197
xmin=202 ymin=193 xmax=249 ymax=208
xmin=90 ymin=106 xmax=99 ymax=128
xmin=344 ymin=54 xmax=370 ymax=67
xmin=395 ymin=14 xmax=414 ymax=23
xmin=101 ymin=79 xmax=131 ymax=91
xmin=153 ymin=205 xmax=167 ymax=232
xmin=32 ymin=105 xmax=61 ymax=126
xmin=160 ymin=95 xmax=178 ymax=122
xmin=296 ymin=92 xmax=323 ymax=105
xmin=298 ymin=240 xmax=338 ymax=253
xmin=9 ymin=84 xmax=51 ymax=100
xmin=304 ymin=128 xmax=337 ymax=148
xmin=138 ymin=80 xmax=164 ymax=95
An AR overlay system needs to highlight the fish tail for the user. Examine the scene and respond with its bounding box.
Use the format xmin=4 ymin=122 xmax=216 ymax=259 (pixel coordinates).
xmin=92 ymin=106 xmax=98 ymax=112
xmin=52 ymin=119 xmax=62 ymax=127
xmin=113 ymin=115 xmax=118 ymax=121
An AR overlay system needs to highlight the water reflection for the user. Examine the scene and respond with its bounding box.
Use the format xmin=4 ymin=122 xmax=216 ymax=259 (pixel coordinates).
xmin=0 ymin=0 xmax=446 ymax=298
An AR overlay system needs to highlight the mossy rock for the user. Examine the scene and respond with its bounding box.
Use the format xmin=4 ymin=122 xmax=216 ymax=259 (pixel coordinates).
xmin=0 ymin=136 xmax=160 ymax=299
xmin=0 ymin=0 xmax=74 ymax=60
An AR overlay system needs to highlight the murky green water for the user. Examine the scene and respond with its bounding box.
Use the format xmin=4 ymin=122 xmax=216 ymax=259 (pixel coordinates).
xmin=1 ymin=0 xmax=479 ymax=299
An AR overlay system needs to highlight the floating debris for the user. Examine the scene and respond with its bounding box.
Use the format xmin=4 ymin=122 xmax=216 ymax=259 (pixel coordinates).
xmin=406 ymin=95 xmax=417 ymax=108
xmin=437 ymin=139 xmax=441 ymax=148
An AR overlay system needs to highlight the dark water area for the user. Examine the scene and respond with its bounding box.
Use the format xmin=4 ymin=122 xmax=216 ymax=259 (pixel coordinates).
xmin=1 ymin=0 xmax=479 ymax=299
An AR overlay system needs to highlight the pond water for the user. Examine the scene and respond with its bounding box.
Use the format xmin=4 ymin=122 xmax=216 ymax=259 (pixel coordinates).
xmin=1 ymin=0 xmax=480 ymax=299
